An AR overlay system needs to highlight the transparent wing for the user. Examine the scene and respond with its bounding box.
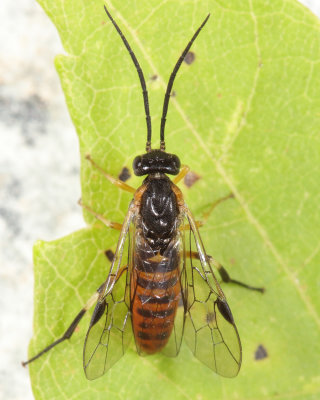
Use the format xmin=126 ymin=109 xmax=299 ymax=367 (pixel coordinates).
xmin=83 ymin=202 xmax=137 ymax=380
xmin=161 ymin=300 xmax=185 ymax=357
xmin=160 ymin=233 xmax=185 ymax=357
xmin=181 ymin=206 xmax=242 ymax=377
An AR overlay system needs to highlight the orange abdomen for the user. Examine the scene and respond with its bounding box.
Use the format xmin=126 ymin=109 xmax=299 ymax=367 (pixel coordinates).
xmin=131 ymin=236 xmax=181 ymax=354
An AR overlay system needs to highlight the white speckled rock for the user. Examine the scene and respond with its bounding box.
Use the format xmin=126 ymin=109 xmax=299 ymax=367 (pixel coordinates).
xmin=0 ymin=1 xmax=82 ymax=399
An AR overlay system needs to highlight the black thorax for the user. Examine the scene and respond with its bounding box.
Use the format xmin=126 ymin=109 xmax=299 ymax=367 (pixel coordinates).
xmin=140 ymin=174 xmax=179 ymax=252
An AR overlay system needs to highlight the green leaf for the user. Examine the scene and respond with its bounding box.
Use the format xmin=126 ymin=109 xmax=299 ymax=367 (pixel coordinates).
xmin=29 ymin=0 xmax=320 ymax=399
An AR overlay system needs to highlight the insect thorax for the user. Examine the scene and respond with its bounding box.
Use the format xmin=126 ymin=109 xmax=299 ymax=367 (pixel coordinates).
xmin=139 ymin=174 xmax=180 ymax=253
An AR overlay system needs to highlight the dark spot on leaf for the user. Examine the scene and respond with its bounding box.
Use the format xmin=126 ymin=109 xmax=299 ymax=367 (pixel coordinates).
xmin=171 ymin=91 xmax=176 ymax=97
xmin=105 ymin=249 xmax=114 ymax=262
xmin=184 ymin=171 xmax=201 ymax=188
xmin=255 ymin=344 xmax=268 ymax=360
xmin=150 ymin=74 xmax=158 ymax=81
xmin=118 ymin=167 xmax=131 ymax=182
xmin=184 ymin=51 xmax=195 ymax=65
xmin=215 ymin=297 xmax=234 ymax=324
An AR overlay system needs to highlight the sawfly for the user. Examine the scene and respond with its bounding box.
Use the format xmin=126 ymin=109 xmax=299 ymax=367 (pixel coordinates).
xmin=23 ymin=5 xmax=263 ymax=380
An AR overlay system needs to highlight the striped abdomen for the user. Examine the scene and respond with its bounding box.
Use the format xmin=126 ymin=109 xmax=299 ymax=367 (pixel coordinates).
xmin=131 ymin=235 xmax=181 ymax=354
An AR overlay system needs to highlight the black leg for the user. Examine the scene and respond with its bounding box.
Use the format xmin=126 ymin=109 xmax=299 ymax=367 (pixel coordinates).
xmin=213 ymin=260 xmax=265 ymax=293
xmin=187 ymin=251 xmax=264 ymax=293
xmin=22 ymin=290 xmax=100 ymax=366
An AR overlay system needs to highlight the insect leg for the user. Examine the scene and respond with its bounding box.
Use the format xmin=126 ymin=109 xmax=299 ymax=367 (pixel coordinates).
xmin=187 ymin=251 xmax=264 ymax=293
xmin=180 ymin=221 xmax=203 ymax=230
xmin=202 ymin=192 xmax=235 ymax=224
xmin=22 ymin=290 xmax=100 ymax=366
xmin=180 ymin=193 xmax=235 ymax=230
xmin=208 ymin=255 xmax=265 ymax=293
xmin=22 ymin=265 xmax=128 ymax=367
xmin=86 ymin=154 xmax=136 ymax=193
xmin=173 ymin=165 xmax=190 ymax=184
xmin=78 ymin=199 xmax=122 ymax=230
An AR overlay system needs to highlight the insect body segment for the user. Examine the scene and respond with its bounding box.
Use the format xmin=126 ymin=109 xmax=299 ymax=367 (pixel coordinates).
xmin=24 ymin=5 xmax=264 ymax=381
xmin=131 ymin=224 xmax=182 ymax=354
xmin=130 ymin=158 xmax=184 ymax=354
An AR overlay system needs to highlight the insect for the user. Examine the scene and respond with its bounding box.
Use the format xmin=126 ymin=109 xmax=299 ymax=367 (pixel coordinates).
xmin=23 ymin=6 xmax=263 ymax=380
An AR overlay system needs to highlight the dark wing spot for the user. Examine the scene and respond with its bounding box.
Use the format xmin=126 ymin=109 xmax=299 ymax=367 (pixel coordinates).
xmin=118 ymin=167 xmax=131 ymax=182
xmin=150 ymin=74 xmax=158 ymax=81
xmin=171 ymin=91 xmax=176 ymax=98
xmin=255 ymin=344 xmax=268 ymax=360
xmin=184 ymin=51 xmax=195 ymax=65
xmin=184 ymin=171 xmax=201 ymax=188
xmin=216 ymin=297 xmax=234 ymax=324
xmin=105 ymin=249 xmax=114 ymax=262
xmin=90 ymin=300 xmax=106 ymax=326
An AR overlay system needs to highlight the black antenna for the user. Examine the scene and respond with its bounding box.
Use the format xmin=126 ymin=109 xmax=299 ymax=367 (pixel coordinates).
xmin=104 ymin=6 xmax=152 ymax=152
xmin=159 ymin=14 xmax=210 ymax=151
